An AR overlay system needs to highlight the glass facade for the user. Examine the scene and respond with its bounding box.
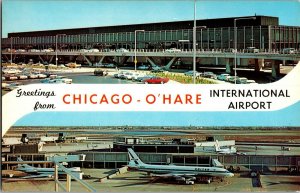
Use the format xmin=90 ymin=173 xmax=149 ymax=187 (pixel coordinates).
xmin=2 ymin=26 xmax=300 ymax=51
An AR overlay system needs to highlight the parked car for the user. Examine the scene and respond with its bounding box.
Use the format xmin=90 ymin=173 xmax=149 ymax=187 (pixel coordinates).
xmin=217 ymin=73 xmax=230 ymax=81
xmin=29 ymin=49 xmax=40 ymax=52
xmin=122 ymin=72 xmax=134 ymax=79
xmin=236 ymin=77 xmax=248 ymax=84
xmin=119 ymin=72 xmax=132 ymax=79
xmin=245 ymin=47 xmax=259 ymax=53
xmin=114 ymin=71 xmax=125 ymax=78
xmin=41 ymin=48 xmax=53 ymax=52
xmin=116 ymin=48 xmax=129 ymax=52
xmin=79 ymin=49 xmax=89 ymax=52
xmin=246 ymin=80 xmax=257 ymax=84
xmin=138 ymin=65 xmax=149 ymax=70
xmin=94 ymin=69 xmax=108 ymax=76
xmin=104 ymin=63 xmax=116 ymax=68
xmin=165 ymin=48 xmax=181 ymax=53
xmin=133 ymin=73 xmax=146 ymax=81
xmin=168 ymin=48 xmax=181 ymax=53
xmin=16 ymin=49 xmax=26 ymax=52
xmin=143 ymin=76 xmax=169 ymax=84
xmin=184 ymin=70 xmax=202 ymax=77
xmin=88 ymin=49 xmax=100 ymax=52
xmin=202 ymin=72 xmax=217 ymax=79
xmin=151 ymin=68 xmax=164 ymax=73
xmin=281 ymin=48 xmax=295 ymax=54
xmin=137 ymin=75 xmax=154 ymax=82
xmin=228 ymin=76 xmax=239 ymax=83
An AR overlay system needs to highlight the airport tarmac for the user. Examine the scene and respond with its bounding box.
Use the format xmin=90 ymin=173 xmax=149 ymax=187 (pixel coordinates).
xmin=2 ymin=169 xmax=299 ymax=192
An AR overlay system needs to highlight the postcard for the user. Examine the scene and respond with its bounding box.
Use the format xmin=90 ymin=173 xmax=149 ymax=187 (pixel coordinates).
xmin=1 ymin=0 xmax=300 ymax=192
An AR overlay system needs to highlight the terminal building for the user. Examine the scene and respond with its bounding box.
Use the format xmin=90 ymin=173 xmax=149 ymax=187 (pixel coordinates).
xmin=2 ymin=15 xmax=300 ymax=51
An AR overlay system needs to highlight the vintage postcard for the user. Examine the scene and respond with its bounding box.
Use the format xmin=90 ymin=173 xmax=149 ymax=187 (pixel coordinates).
xmin=1 ymin=0 xmax=300 ymax=192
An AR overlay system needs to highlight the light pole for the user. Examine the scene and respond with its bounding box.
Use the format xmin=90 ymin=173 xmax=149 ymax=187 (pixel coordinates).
xmin=193 ymin=0 xmax=196 ymax=84
xmin=192 ymin=0 xmax=207 ymax=84
xmin=234 ymin=17 xmax=256 ymax=84
xmin=55 ymin=34 xmax=66 ymax=66
xmin=193 ymin=26 xmax=206 ymax=84
xmin=10 ymin=37 xmax=19 ymax=65
xmin=134 ymin=30 xmax=145 ymax=71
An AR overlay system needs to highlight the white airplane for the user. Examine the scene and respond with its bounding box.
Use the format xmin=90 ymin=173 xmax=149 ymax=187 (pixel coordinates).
xmin=15 ymin=157 xmax=81 ymax=179
xmin=127 ymin=148 xmax=234 ymax=185
xmin=215 ymin=140 xmax=237 ymax=154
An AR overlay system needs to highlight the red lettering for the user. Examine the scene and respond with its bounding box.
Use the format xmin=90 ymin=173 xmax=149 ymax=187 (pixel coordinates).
xmin=62 ymin=94 xmax=70 ymax=104
xmin=99 ymin=95 xmax=108 ymax=104
xmin=196 ymin=94 xmax=202 ymax=104
xmin=90 ymin=94 xmax=97 ymax=104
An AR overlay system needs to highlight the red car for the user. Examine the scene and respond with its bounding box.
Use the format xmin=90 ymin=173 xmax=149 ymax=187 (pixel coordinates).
xmin=143 ymin=76 xmax=169 ymax=84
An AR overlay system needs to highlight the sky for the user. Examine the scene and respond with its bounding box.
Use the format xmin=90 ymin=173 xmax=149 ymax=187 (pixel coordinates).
xmin=2 ymin=0 xmax=300 ymax=38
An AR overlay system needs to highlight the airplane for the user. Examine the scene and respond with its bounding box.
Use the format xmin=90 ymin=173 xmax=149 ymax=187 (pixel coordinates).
xmin=127 ymin=148 xmax=234 ymax=185
xmin=215 ymin=140 xmax=237 ymax=154
xmin=15 ymin=157 xmax=81 ymax=179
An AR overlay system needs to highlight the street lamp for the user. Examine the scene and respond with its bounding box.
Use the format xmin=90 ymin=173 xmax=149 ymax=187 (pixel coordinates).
xmin=192 ymin=0 xmax=207 ymax=84
xmin=134 ymin=30 xmax=145 ymax=71
xmin=55 ymin=34 xmax=66 ymax=66
xmin=10 ymin=37 xmax=19 ymax=65
xmin=234 ymin=17 xmax=256 ymax=84
xmin=193 ymin=26 xmax=206 ymax=84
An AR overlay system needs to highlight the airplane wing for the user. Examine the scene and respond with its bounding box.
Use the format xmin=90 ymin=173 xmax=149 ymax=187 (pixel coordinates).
xmin=151 ymin=173 xmax=197 ymax=182
xmin=21 ymin=174 xmax=53 ymax=179
xmin=152 ymin=173 xmax=196 ymax=177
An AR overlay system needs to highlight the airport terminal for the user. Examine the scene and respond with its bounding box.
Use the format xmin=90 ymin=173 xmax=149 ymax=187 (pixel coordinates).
xmin=1 ymin=15 xmax=300 ymax=74
xmin=2 ymin=127 xmax=300 ymax=192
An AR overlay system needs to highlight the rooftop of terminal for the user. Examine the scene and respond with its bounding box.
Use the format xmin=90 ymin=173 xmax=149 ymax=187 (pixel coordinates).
xmin=8 ymin=15 xmax=279 ymax=38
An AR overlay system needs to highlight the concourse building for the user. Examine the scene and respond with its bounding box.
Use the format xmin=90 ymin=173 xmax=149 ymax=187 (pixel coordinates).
xmin=2 ymin=15 xmax=300 ymax=51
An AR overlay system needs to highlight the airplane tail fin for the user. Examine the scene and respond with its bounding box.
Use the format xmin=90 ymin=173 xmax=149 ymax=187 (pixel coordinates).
xmin=215 ymin=140 xmax=220 ymax=151
xmin=17 ymin=157 xmax=34 ymax=169
xmin=127 ymin=148 xmax=145 ymax=167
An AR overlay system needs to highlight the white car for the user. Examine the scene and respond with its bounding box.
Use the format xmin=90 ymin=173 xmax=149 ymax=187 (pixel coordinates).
xmin=124 ymin=72 xmax=134 ymax=80
xmin=246 ymin=80 xmax=257 ymax=84
xmin=116 ymin=48 xmax=129 ymax=52
xmin=281 ymin=48 xmax=295 ymax=54
xmin=184 ymin=70 xmax=202 ymax=77
xmin=236 ymin=77 xmax=248 ymax=84
xmin=88 ymin=49 xmax=99 ymax=52
xmin=36 ymin=73 xmax=47 ymax=79
xmin=17 ymin=49 xmax=26 ymax=52
xmin=79 ymin=49 xmax=89 ymax=52
xmin=133 ymin=73 xmax=146 ymax=81
xmin=165 ymin=48 xmax=181 ymax=53
xmin=41 ymin=49 xmax=52 ymax=52
xmin=217 ymin=73 xmax=230 ymax=81
xmin=29 ymin=49 xmax=40 ymax=52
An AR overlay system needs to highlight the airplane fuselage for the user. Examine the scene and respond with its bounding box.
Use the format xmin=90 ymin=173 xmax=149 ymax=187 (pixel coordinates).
xmin=130 ymin=164 xmax=234 ymax=177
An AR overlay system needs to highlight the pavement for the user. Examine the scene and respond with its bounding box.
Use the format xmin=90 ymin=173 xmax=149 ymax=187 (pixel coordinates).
xmin=2 ymin=169 xmax=299 ymax=192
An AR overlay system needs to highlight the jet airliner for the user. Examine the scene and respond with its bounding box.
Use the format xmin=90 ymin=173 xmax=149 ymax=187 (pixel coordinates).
xmin=127 ymin=148 xmax=233 ymax=184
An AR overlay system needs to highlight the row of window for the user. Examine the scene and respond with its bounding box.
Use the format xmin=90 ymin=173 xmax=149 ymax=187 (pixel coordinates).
xmin=3 ymin=26 xmax=300 ymax=46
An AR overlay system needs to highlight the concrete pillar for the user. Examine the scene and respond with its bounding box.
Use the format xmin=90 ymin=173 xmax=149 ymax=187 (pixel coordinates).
xmin=164 ymin=57 xmax=177 ymax=70
xmin=254 ymin=58 xmax=264 ymax=72
xmin=215 ymin=57 xmax=219 ymax=65
xmin=98 ymin=56 xmax=105 ymax=64
xmin=272 ymin=60 xmax=281 ymax=78
xmin=120 ymin=56 xmax=129 ymax=65
xmin=82 ymin=55 xmax=92 ymax=66
xmin=146 ymin=57 xmax=158 ymax=67
xmin=225 ymin=58 xmax=233 ymax=74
